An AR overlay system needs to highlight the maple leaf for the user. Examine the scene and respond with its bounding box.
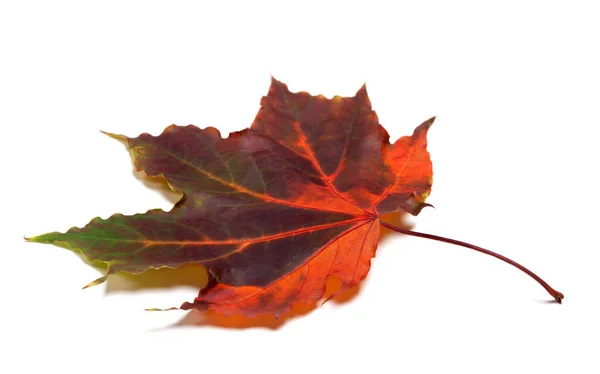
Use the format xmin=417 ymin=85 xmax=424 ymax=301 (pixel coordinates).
xmin=26 ymin=78 xmax=563 ymax=317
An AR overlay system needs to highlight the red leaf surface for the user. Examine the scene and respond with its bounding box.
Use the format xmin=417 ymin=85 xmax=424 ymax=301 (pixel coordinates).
xmin=27 ymin=78 xmax=563 ymax=317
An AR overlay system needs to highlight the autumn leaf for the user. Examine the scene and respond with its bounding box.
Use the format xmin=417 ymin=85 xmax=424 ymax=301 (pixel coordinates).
xmin=26 ymin=78 xmax=563 ymax=317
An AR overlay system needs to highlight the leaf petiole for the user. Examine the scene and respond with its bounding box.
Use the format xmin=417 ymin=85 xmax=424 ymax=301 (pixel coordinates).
xmin=379 ymin=220 xmax=564 ymax=303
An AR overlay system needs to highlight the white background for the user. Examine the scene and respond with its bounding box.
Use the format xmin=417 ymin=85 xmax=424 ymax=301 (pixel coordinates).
xmin=2 ymin=1 xmax=599 ymax=373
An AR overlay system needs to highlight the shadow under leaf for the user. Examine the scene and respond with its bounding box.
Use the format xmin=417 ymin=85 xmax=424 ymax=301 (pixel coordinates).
xmin=379 ymin=211 xmax=414 ymax=243
xmin=105 ymin=263 xmax=208 ymax=293
xmin=107 ymin=130 xmax=183 ymax=208
xmin=152 ymin=276 xmax=363 ymax=331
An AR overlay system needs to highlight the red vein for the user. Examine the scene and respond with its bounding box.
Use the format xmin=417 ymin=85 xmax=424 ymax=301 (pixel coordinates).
xmin=289 ymin=264 xmax=310 ymax=304
xmin=200 ymin=242 xmax=248 ymax=263
xmin=291 ymin=121 xmax=371 ymax=215
xmin=369 ymin=143 xmax=417 ymax=214
xmin=255 ymin=124 xmax=315 ymax=162
xmin=73 ymin=217 xmax=371 ymax=247
xmin=150 ymin=146 xmax=358 ymax=216
xmin=325 ymin=115 xmax=354 ymax=184
xmin=351 ymin=220 xmax=376 ymax=280
xmin=326 ymin=138 xmax=351 ymax=183
xmin=326 ymin=239 xmax=341 ymax=280
xmin=190 ymin=219 xmax=375 ymax=307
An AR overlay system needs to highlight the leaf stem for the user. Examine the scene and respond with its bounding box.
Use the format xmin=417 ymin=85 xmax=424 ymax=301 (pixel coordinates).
xmin=380 ymin=220 xmax=564 ymax=303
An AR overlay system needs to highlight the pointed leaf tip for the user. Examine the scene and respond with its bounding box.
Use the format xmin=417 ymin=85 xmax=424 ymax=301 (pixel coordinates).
xmin=144 ymin=307 xmax=180 ymax=312
xmin=82 ymin=275 xmax=108 ymax=289
xmin=411 ymin=116 xmax=436 ymax=138
xmin=24 ymin=232 xmax=61 ymax=244
xmin=100 ymin=130 xmax=127 ymax=143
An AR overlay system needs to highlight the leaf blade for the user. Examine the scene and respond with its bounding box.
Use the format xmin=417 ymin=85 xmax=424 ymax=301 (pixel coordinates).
xmin=28 ymin=78 xmax=434 ymax=317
